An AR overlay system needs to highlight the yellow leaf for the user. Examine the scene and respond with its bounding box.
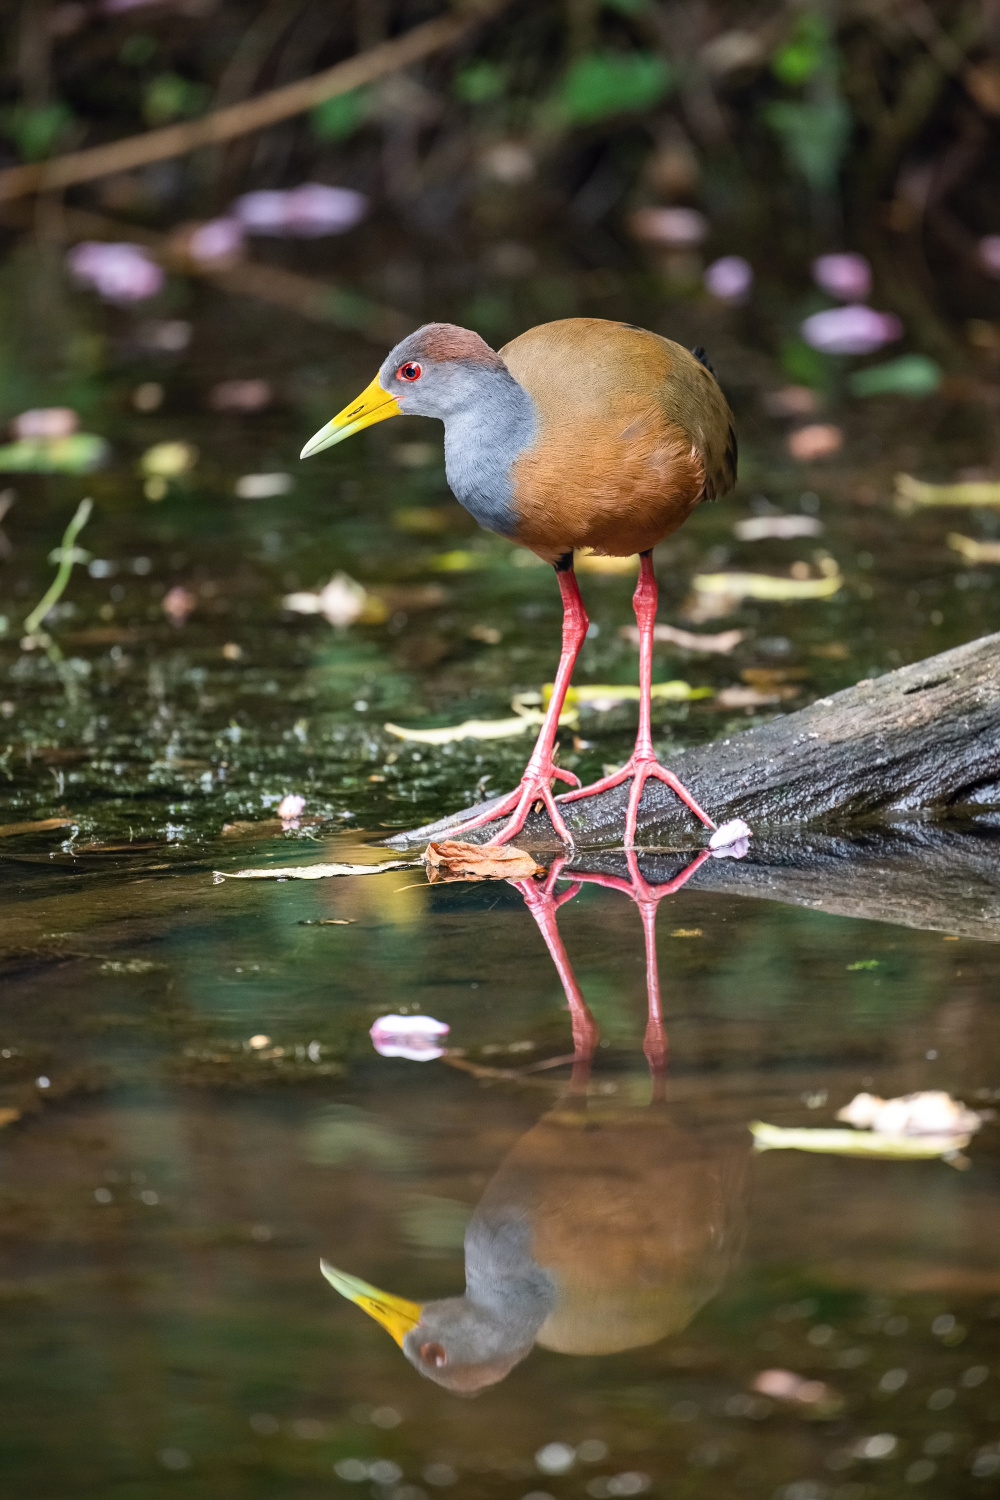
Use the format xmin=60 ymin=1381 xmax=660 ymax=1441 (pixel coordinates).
xmin=750 ymin=1121 xmax=970 ymax=1160
xmin=946 ymin=532 xmax=1000 ymax=563
xmin=693 ymin=555 xmax=842 ymax=601
xmin=895 ymin=473 xmax=1000 ymax=511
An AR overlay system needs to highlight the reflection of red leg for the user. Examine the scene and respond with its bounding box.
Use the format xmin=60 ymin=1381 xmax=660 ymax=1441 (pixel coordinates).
xmin=446 ymin=567 xmax=586 ymax=848
xmin=571 ymin=847 xmax=712 ymax=1089
xmin=560 ymin=552 xmax=719 ymax=846
xmin=511 ymin=860 xmax=598 ymax=1089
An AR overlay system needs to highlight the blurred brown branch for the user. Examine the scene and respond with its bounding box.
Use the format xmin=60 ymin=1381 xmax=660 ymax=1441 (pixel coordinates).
xmin=0 ymin=1 xmax=510 ymax=204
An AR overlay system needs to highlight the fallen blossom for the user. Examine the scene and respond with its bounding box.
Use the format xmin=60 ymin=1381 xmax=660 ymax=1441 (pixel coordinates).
xmin=67 ymin=241 xmax=164 ymax=303
xmin=895 ymin=473 xmax=1000 ymax=510
xmin=618 ymin=622 xmax=746 ymax=653
xmin=709 ymin=818 xmax=751 ymax=857
xmin=209 ymin=379 xmax=272 ymax=412
xmin=235 ymin=472 xmax=293 ymax=499
xmin=800 ymin=304 xmax=902 ymax=356
xmin=715 ymin=684 xmax=791 ymax=708
xmin=233 ymin=183 xmax=367 ymax=237
xmin=979 ymin=236 xmax=1000 ymax=277
xmin=217 ymin=859 xmax=414 ymax=880
xmin=283 ymin=572 xmax=386 ymax=627
xmin=693 ymin=557 xmax=843 ymax=603
xmin=812 ymin=251 xmax=872 ymax=301
xmin=763 ymin=385 xmax=821 ymax=418
xmin=424 ymin=839 xmax=543 ymax=883
xmin=753 ymin=1369 xmax=840 ymax=1408
xmin=185 ymin=216 xmax=245 ymax=265
xmin=947 ymin=532 xmax=1000 ymax=563
xmin=277 ymin=793 xmax=306 ymax=822
xmin=836 ymin=1090 xmax=984 ymax=1137
xmin=704 ymin=254 xmax=753 ymax=301
xmin=629 ymin=206 xmax=707 ymax=246
xmin=370 ymin=1014 xmax=449 ymax=1061
xmin=12 ymin=408 xmax=78 ymax=440
xmin=787 ymin=424 xmax=843 ymax=462
xmin=751 ymin=1121 xmax=972 ymax=1162
xmin=162 ymin=585 xmax=196 ymax=626
xmin=733 ymin=514 xmax=824 ymax=541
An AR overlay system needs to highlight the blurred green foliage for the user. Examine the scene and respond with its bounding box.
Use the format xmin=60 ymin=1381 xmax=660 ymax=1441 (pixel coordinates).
xmin=0 ymin=101 xmax=73 ymax=161
xmin=311 ymin=86 xmax=371 ymax=140
xmin=849 ymin=355 xmax=944 ymax=398
xmin=142 ymin=72 xmax=209 ymax=127
xmin=555 ymin=51 xmax=673 ymax=125
xmin=771 ymin=10 xmax=830 ymax=87
xmin=454 ymin=59 xmax=506 ymax=104
xmin=764 ymin=96 xmax=852 ymax=192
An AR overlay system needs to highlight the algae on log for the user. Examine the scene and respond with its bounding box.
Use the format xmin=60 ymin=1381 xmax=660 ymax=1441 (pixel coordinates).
xmin=390 ymin=632 xmax=1000 ymax=851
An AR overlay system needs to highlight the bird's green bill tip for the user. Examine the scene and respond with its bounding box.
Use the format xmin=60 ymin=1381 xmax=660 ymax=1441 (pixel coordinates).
xmin=300 ymin=422 xmax=341 ymax=460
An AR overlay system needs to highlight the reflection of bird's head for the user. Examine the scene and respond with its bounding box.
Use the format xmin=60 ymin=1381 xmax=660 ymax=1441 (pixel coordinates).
xmin=320 ymin=1263 xmax=532 ymax=1395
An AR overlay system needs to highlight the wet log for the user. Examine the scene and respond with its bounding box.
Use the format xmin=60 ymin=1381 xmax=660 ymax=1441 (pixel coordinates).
xmin=569 ymin=826 xmax=1000 ymax=944
xmin=389 ymin=631 xmax=1000 ymax=852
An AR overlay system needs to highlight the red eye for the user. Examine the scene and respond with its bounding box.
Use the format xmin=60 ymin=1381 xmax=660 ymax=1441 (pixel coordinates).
xmin=397 ymin=362 xmax=422 ymax=382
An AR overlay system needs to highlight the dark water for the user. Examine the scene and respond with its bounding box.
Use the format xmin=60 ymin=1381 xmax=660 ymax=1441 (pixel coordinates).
xmin=1 ymin=245 xmax=1000 ymax=1499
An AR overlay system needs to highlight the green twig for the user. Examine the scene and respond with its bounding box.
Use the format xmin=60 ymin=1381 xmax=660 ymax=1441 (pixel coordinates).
xmin=23 ymin=497 xmax=93 ymax=639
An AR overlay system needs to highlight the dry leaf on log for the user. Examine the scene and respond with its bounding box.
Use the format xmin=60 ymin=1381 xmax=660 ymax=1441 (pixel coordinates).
xmin=423 ymin=839 xmax=544 ymax=883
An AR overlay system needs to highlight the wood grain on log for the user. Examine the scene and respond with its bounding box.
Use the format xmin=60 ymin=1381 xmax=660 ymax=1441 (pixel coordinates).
xmin=389 ymin=631 xmax=1000 ymax=851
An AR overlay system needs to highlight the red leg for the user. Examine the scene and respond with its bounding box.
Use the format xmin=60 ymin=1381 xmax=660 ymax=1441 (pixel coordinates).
xmin=445 ymin=564 xmax=587 ymax=847
xmin=511 ymin=860 xmax=599 ymax=1089
xmin=560 ymin=553 xmax=750 ymax=851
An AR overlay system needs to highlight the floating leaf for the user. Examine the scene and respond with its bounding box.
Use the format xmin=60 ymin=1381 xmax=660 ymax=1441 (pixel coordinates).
xmin=548 ymin=681 xmax=713 ymax=711
xmin=424 ymin=840 xmax=543 ymax=883
xmin=384 ymin=709 xmax=552 ymax=744
xmin=750 ymin=1121 xmax=971 ymax=1160
xmin=895 ymin=473 xmax=1000 ymax=511
xmin=216 ymin=860 xmax=414 ymax=881
xmin=556 ymin=51 xmax=673 ymax=125
xmin=947 ymin=532 xmax=1000 ymax=563
xmin=0 ymin=433 xmax=109 ymax=474
xmin=693 ymin=556 xmax=843 ymax=602
xmin=849 ymin=355 xmax=942 ymax=398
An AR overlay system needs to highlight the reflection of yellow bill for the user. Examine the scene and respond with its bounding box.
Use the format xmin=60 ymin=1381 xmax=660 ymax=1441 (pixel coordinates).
xmin=300 ymin=375 xmax=401 ymax=458
xmin=320 ymin=1261 xmax=423 ymax=1346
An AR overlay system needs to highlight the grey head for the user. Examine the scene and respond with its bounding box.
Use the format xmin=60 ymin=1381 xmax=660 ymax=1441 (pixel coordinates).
xmin=377 ymin=322 xmax=536 ymax=537
xmin=400 ymin=1294 xmax=535 ymax=1394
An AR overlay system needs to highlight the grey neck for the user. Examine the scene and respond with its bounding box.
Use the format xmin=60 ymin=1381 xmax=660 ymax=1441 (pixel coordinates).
xmin=462 ymin=1207 xmax=555 ymax=1346
xmin=442 ymin=367 xmax=536 ymax=539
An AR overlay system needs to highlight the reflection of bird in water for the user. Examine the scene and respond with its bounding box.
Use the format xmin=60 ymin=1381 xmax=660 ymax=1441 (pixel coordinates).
xmin=301 ymin=318 xmax=747 ymax=854
xmin=322 ymin=853 xmax=747 ymax=1393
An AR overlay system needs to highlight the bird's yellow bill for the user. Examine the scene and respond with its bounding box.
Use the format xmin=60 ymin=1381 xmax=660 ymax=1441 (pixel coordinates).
xmin=300 ymin=375 xmax=401 ymax=458
xmin=320 ymin=1260 xmax=423 ymax=1347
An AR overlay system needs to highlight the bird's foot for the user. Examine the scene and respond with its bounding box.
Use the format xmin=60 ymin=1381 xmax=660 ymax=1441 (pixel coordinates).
xmin=443 ymin=764 xmax=580 ymax=847
xmin=559 ymin=750 xmax=745 ymax=850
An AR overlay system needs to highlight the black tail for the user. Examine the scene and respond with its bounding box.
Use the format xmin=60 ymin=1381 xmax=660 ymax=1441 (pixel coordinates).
xmin=691 ymin=345 xmax=717 ymax=377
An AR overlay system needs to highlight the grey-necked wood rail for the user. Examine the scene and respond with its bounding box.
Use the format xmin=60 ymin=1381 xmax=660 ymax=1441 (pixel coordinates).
xmin=302 ymin=317 xmax=749 ymax=852
xmin=321 ymin=858 xmax=747 ymax=1394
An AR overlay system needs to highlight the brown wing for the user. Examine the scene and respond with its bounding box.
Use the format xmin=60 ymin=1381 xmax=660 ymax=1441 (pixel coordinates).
xmin=500 ymin=319 xmax=736 ymax=560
